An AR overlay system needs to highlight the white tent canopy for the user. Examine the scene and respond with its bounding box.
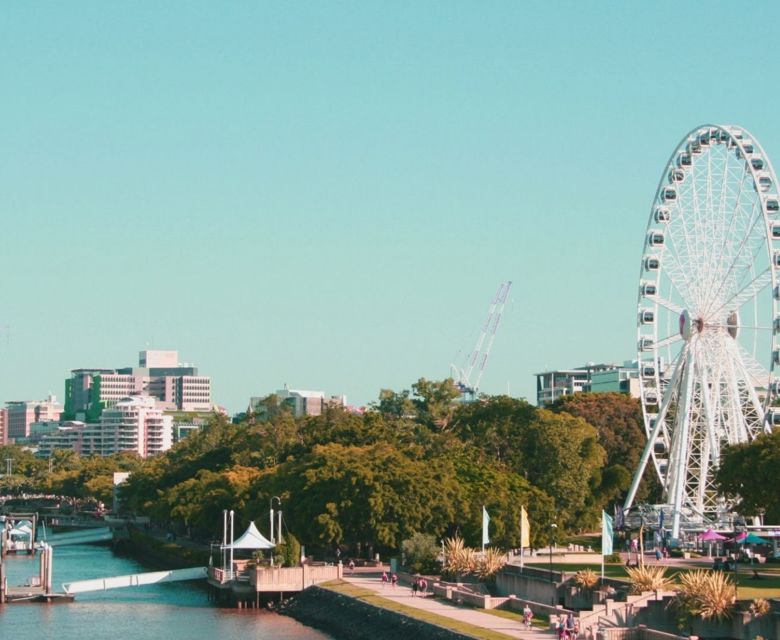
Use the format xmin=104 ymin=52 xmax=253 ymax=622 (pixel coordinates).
xmin=222 ymin=521 xmax=275 ymax=550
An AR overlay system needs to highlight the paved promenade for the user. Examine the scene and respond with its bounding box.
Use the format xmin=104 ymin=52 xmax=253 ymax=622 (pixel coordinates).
xmin=341 ymin=569 xmax=552 ymax=639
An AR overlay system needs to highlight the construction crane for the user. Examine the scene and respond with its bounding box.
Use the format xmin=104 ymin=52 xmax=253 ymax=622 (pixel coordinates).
xmin=451 ymin=281 xmax=512 ymax=400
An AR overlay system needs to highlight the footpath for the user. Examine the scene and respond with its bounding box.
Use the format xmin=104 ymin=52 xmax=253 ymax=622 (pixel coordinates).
xmin=341 ymin=568 xmax=553 ymax=639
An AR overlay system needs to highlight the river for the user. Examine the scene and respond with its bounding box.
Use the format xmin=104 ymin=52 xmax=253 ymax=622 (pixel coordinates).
xmin=0 ymin=544 xmax=332 ymax=639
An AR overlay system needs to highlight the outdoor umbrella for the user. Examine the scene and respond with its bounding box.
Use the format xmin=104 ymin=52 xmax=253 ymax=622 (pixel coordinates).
xmin=699 ymin=529 xmax=727 ymax=541
xmin=743 ymin=533 xmax=769 ymax=545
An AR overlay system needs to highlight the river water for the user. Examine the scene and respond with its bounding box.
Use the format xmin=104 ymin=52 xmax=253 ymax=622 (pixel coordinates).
xmin=0 ymin=544 xmax=332 ymax=639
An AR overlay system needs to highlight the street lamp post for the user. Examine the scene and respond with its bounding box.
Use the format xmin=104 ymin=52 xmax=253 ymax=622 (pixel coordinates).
xmin=270 ymin=496 xmax=282 ymax=544
xmin=549 ymin=523 xmax=558 ymax=604
xmin=733 ymin=517 xmax=745 ymax=602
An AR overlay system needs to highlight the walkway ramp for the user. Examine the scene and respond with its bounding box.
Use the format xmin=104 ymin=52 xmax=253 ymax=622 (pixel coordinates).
xmin=63 ymin=567 xmax=207 ymax=594
xmin=44 ymin=527 xmax=114 ymax=547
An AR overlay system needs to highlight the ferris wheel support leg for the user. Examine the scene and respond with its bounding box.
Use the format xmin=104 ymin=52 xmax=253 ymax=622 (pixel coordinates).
xmin=699 ymin=367 xmax=718 ymax=511
xmin=732 ymin=341 xmax=770 ymax=439
xmin=624 ymin=349 xmax=687 ymax=512
xmin=669 ymin=350 xmax=696 ymax=540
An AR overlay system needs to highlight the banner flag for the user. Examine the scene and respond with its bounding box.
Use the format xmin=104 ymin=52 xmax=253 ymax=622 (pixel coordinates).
xmin=482 ymin=506 xmax=490 ymax=548
xmin=520 ymin=506 xmax=530 ymax=549
xmin=602 ymin=510 xmax=614 ymax=556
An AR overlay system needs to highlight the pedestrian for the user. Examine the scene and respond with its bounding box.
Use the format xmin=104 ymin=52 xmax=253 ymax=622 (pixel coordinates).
xmin=381 ymin=571 xmax=388 ymax=588
xmin=420 ymin=578 xmax=427 ymax=596
xmin=391 ymin=573 xmax=398 ymax=588
xmin=348 ymin=559 xmax=355 ymax=574
xmin=523 ymin=604 xmax=532 ymax=629
xmin=565 ymin=612 xmax=576 ymax=638
xmin=412 ymin=579 xmax=418 ymax=597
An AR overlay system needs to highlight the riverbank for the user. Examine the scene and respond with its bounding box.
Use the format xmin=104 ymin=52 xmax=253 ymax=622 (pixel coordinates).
xmin=281 ymin=582 xmax=481 ymax=640
xmin=115 ymin=525 xmax=211 ymax=569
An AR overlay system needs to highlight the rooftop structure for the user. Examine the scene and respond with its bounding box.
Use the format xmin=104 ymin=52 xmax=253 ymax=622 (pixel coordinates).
xmin=63 ymin=350 xmax=212 ymax=421
xmin=249 ymin=385 xmax=347 ymax=418
xmin=534 ymin=361 xmax=639 ymax=407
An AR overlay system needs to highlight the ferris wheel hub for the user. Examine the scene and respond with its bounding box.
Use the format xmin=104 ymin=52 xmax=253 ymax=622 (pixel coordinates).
xmin=679 ymin=309 xmax=703 ymax=340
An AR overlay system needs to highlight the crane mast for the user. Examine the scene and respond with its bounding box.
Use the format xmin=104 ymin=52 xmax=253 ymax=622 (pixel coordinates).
xmin=454 ymin=281 xmax=512 ymax=399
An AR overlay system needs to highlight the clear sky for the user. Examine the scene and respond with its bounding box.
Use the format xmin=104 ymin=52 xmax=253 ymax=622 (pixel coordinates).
xmin=2 ymin=1 xmax=780 ymax=413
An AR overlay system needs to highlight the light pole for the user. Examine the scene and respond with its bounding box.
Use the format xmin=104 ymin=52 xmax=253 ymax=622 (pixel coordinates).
xmin=549 ymin=522 xmax=558 ymax=604
xmin=270 ymin=496 xmax=282 ymax=544
xmin=733 ymin=516 xmax=746 ymax=602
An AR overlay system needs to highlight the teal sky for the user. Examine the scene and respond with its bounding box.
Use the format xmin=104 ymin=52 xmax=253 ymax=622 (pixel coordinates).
xmin=3 ymin=2 xmax=780 ymax=412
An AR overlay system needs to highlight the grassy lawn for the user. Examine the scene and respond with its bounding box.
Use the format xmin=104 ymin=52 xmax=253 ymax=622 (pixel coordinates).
xmin=320 ymin=580 xmax=518 ymax=640
xmin=540 ymin=562 xmax=780 ymax=600
xmin=564 ymin=533 xmax=601 ymax=553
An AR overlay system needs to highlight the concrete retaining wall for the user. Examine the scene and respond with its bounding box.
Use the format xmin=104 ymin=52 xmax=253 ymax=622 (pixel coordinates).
xmin=280 ymin=585 xmax=477 ymax=640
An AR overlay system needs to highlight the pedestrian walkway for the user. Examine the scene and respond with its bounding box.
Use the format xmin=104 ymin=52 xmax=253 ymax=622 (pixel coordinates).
xmin=341 ymin=570 xmax=552 ymax=639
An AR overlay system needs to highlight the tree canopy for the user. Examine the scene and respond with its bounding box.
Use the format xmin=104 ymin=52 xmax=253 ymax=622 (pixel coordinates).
xmin=4 ymin=382 xmax=652 ymax=557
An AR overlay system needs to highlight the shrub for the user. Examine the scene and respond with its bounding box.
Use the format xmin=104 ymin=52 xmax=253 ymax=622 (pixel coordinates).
xmin=274 ymin=533 xmax=302 ymax=567
xmin=625 ymin=564 xmax=674 ymax=594
xmin=749 ymin=598 xmax=770 ymax=618
xmin=442 ymin=536 xmax=473 ymax=578
xmin=676 ymin=569 xmax=736 ymax=621
xmin=574 ymin=568 xmax=599 ymax=590
xmin=475 ymin=548 xmax=507 ymax=582
xmin=604 ymin=552 xmax=621 ymax=564
xmin=401 ymin=532 xmax=441 ymax=574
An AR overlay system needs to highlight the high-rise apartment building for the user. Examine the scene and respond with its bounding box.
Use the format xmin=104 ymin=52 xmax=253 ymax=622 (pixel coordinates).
xmin=0 ymin=407 xmax=7 ymax=445
xmin=99 ymin=396 xmax=173 ymax=457
xmin=37 ymin=396 xmax=174 ymax=459
xmin=5 ymin=395 xmax=63 ymax=440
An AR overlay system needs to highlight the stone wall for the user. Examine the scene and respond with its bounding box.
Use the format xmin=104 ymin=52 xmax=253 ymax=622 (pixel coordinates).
xmin=280 ymin=585 xmax=476 ymax=640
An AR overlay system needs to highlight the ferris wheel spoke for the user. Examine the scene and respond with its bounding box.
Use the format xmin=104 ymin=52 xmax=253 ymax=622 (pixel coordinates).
xmin=702 ymin=155 xmax=748 ymax=308
xmin=706 ymin=268 xmax=772 ymax=319
xmin=660 ymin=244 xmax=698 ymax=307
xmin=700 ymin=198 xmax=763 ymax=315
xmin=654 ymin=295 xmax=684 ymax=315
xmin=655 ymin=333 xmax=683 ymax=351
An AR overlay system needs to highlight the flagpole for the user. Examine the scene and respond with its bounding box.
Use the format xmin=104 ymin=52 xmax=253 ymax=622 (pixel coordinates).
xmin=520 ymin=507 xmax=524 ymax=570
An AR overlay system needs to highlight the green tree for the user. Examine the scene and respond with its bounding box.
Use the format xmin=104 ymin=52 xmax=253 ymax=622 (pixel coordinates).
xmin=411 ymin=378 xmax=461 ymax=430
xmin=717 ymin=430 xmax=780 ymax=523
xmin=549 ymin=392 xmax=660 ymax=503
xmin=248 ymin=442 xmax=461 ymax=554
xmin=401 ymin=532 xmax=440 ymax=573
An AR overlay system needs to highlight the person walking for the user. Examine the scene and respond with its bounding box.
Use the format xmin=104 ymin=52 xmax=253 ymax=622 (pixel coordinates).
xmin=391 ymin=573 xmax=398 ymax=588
xmin=381 ymin=571 xmax=388 ymax=588
xmin=523 ymin=604 xmax=533 ymax=629
xmin=411 ymin=579 xmax=418 ymax=597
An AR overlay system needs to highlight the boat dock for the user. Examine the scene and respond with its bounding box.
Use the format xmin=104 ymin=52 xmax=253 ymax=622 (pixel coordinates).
xmin=207 ymin=562 xmax=342 ymax=606
xmin=0 ymin=543 xmax=73 ymax=603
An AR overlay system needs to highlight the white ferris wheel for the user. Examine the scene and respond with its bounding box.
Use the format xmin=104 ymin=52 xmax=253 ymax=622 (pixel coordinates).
xmin=624 ymin=124 xmax=778 ymax=539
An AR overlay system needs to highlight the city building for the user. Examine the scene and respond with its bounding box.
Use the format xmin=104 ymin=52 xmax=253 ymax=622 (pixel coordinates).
xmin=99 ymin=396 xmax=173 ymax=457
xmin=36 ymin=421 xmax=96 ymax=458
xmin=534 ymin=361 xmax=639 ymax=407
xmin=63 ymin=350 xmax=212 ymax=421
xmin=5 ymin=395 xmax=63 ymax=440
xmin=0 ymin=407 xmax=6 ymax=445
xmin=249 ymin=385 xmax=348 ymax=418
